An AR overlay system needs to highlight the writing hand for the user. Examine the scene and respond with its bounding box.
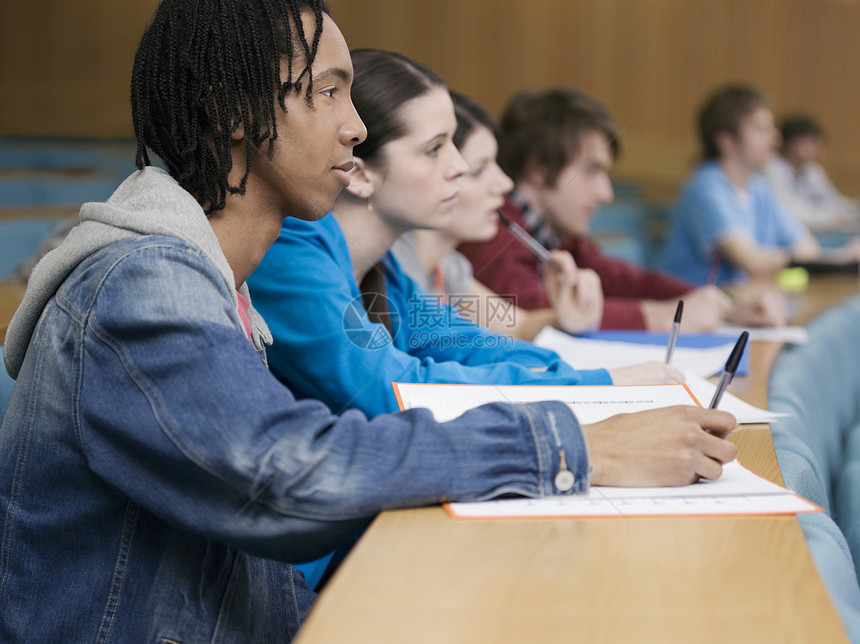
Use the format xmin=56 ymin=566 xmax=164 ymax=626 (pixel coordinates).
xmin=583 ymin=405 xmax=738 ymax=486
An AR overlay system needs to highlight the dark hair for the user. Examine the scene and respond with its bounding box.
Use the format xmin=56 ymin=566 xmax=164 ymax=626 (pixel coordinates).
xmin=131 ymin=0 xmax=331 ymax=213
xmin=779 ymin=113 xmax=825 ymax=147
xmin=349 ymin=49 xmax=446 ymax=167
xmin=348 ymin=49 xmax=446 ymax=332
xmin=497 ymin=87 xmax=620 ymax=187
xmin=450 ymin=91 xmax=498 ymax=150
xmin=697 ymin=84 xmax=770 ymax=160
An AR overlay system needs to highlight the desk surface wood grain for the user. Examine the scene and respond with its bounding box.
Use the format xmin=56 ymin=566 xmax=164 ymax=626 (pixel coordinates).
xmin=297 ymin=511 xmax=842 ymax=643
xmin=3 ymin=265 xmax=859 ymax=642
xmin=295 ymin=274 xmax=860 ymax=644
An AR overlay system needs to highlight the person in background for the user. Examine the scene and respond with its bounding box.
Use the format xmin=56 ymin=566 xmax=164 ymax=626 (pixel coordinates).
xmin=0 ymin=4 xmax=738 ymax=641
xmin=662 ymin=84 xmax=860 ymax=286
xmin=765 ymin=113 xmax=860 ymax=231
xmin=391 ymin=91 xmax=604 ymax=340
xmin=459 ymin=87 xmax=783 ymax=332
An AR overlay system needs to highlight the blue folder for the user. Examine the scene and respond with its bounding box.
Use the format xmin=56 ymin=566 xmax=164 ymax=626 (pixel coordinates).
xmin=580 ymin=330 xmax=750 ymax=376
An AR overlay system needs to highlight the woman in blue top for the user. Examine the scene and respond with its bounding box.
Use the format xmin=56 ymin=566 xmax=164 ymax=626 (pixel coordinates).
xmin=249 ymin=49 xmax=680 ymax=420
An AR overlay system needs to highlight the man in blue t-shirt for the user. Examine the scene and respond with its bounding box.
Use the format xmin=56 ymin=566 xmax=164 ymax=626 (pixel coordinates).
xmin=662 ymin=84 xmax=859 ymax=286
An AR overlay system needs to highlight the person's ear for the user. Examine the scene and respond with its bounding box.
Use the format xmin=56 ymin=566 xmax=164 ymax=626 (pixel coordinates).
xmin=715 ymin=131 xmax=736 ymax=158
xmin=230 ymin=119 xmax=245 ymax=142
xmin=522 ymin=159 xmax=551 ymax=190
xmin=344 ymin=157 xmax=381 ymax=200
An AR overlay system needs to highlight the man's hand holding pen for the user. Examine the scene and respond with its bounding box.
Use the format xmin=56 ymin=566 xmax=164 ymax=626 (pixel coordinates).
xmin=542 ymin=249 xmax=604 ymax=335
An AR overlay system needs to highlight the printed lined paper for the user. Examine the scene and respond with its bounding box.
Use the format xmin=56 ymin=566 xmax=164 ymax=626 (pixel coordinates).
xmin=393 ymin=381 xmax=820 ymax=519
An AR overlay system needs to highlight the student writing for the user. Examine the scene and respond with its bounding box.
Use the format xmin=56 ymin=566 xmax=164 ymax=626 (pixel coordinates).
xmin=0 ymin=6 xmax=736 ymax=641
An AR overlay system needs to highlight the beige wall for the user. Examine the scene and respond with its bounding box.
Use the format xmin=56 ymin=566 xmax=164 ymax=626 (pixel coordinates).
xmin=2 ymin=0 xmax=858 ymax=197
xmin=0 ymin=2 xmax=161 ymax=140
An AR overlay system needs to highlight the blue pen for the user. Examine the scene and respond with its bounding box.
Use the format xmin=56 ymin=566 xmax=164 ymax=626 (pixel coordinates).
xmin=664 ymin=300 xmax=684 ymax=364
xmin=708 ymin=331 xmax=749 ymax=409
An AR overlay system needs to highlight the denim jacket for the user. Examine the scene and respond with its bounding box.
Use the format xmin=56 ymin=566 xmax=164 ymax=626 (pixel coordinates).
xmin=0 ymin=168 xmax=590 ymax=642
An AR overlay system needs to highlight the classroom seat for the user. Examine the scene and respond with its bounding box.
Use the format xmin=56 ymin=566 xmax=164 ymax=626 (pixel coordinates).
xmin=0 ymin=138 xmax=143 ymax=279
xmin=0 ymin=218 xmax=67 ymax=279
xmin=609 ymin=179 xmax=642 ymax=199
xmin=590 ymin=198 xmax=674 ymax=269
xmin=590 ymin=199 xmax=651 ymax=267
xmin=768 ymin=294 xmax=860 ymax=633
xmin=815 ymin=230 xmax=860 ymax=250
xmin=0 ymin=172 xmax=119 ymax=209
xmin=769 ymin=419 xmax=832 ymax=513
xmin=0 ymin=137 xmax=140 ymax=210
xmin=769 ymin=295 xmax=860 ymax=521
xmin=0 ymin=137 xmax=137 ymax=174
xmin=797 ymin=512 xmax=860 ymax=641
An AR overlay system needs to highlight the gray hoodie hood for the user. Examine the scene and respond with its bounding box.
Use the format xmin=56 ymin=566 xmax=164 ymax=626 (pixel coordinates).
xmin=5 ymin=167 xmax=271 ymax=378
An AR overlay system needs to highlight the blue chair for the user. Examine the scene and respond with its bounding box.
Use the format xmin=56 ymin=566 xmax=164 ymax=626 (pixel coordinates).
xmin=0 ymin=218 xmax=67 ymax=279
xmin=590 ymin=199 xmax=650 ymax=267
xmin=798 ymin=512 xmax=860 ymax=641
xmin=0 ymin=137 xmax=140 ymax=210
xmin=768 ymin=295 xmax=860 ymax=634
xmin=769 ymin=296 xmax=860 ymax=525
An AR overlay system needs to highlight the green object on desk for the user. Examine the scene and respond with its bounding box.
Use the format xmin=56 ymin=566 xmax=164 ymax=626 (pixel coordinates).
xmin=778 ymin=266 xmax=809 ymax=293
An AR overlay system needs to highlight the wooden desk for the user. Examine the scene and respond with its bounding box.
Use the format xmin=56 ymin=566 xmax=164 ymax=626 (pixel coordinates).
xmin=0 ymin=281 xmax=26 ymax=345
xmin=295 ymin=274 xmax=860 ymax=644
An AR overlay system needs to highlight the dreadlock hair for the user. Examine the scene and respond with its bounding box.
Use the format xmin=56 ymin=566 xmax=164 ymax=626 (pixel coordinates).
xmin=451 ymin=91 xmax=498 ymax=151
xmin=697 ymin=84 xmax=770 ymax=161
xmin=497 ymin=87 xmax=620 ymax=188
xmin=131 ymin=0 xmax=331 ymax=214
xmin=347 ymin=49 xmax=448 ymax=334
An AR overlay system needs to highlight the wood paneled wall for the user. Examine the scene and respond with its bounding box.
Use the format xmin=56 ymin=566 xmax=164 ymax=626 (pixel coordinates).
xmin=0 ymin=1 xmax=161 ymax=140
xmin=2 ymin=0 xmax=858 ymax=197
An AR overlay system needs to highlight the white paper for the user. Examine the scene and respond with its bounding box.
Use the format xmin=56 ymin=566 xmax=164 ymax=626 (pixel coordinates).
xmin=395 ymin=381 xmax=704 ymax=425
xmin=682 ymin=371 xmax=790 ymax=424
xmin=447 ymin=462 xmax=819 ymax=518
xmin=715 ymin=324 xmax=809 ymax=344
xmin=533 ymin=326 xmax=734 ymax=377
xmin=392 ymin=382 xmax=818 ymax=519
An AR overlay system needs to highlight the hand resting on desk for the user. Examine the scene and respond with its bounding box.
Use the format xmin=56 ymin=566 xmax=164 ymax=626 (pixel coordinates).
xmin=640 ymin=284 xmax=787 ymax=332
xmin=725 ymin=285 xmax=787 ymax=327
xmin=583 ymin=406 xmax=738 ymax=486
xmin=640 ymin=285 xmax=731 ymax=332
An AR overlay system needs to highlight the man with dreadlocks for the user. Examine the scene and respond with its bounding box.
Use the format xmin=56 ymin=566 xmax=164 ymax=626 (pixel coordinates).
xmin=0 ymin=1 xmax=738 ymax=641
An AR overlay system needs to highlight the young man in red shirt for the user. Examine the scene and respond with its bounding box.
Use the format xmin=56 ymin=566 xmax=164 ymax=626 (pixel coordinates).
xmin=460 ymin=87 xmax=783 ymax=331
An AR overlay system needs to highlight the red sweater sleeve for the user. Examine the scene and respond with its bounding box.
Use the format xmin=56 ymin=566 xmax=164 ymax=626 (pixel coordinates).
xmin=458 ymin=198 xmax=696 ymax=330
xmin=564 ymin=238 xmax=694 ymax=329
xmin=459 ymin=200 xmax=552 ymax=309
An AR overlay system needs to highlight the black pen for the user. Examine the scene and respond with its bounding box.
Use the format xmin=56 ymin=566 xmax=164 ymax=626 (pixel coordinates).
xmin=497 ymin=211 xmax=562 ymax=271
xmin=664 ymin=300 xmax=683 ymax=364
xmin=708 ymin=331 xmax=749 ymax=409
